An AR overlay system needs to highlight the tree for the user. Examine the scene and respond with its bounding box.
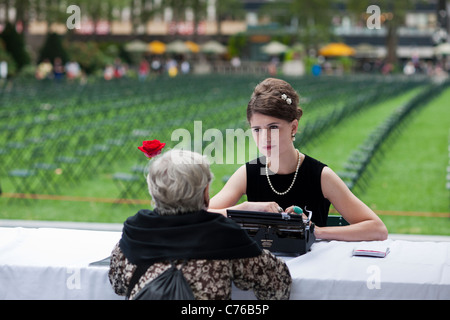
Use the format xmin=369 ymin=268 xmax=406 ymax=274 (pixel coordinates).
xmin=188 ymin=0 xmax=207 ymax=38
xmin=38 ymin=33 xmax=68 ymax=64
xmin=260 ymin=0 xmax=335 ymax=50
xmin=64 ymin=41 xmax=109 ymax=74
xmin=136 ymin=0 xmax=164 ymax=35
xmin=161 ymin=0 xmax=207 ymax=37
xmin=0 ymin=0 xmax=130 ymax=35
xmin=77 ymin=0 xmax=127 ymax=36
xmin=228 ymin=32 xmax=247 ymax=57
xmin=162 ymin=0 xmax=189 ymax=29
xmin=215 ymin=0 xmax=245 ymax=36
xmin=346 ymin=0 xmax=416 ymax=65
xmin=0 ymin=22 xmax=30 ymax=70
xmin=0 ymin=39 xmax=17 ymax=76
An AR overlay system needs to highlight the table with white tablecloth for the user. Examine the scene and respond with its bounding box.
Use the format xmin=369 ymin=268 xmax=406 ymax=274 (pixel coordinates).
xmin=0 ymin=227 xmax=449 ymax=300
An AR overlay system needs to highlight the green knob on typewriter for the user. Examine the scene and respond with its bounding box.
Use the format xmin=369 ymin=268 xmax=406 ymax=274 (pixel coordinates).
xmin=293 ymin=206 xmax=303 ymax=215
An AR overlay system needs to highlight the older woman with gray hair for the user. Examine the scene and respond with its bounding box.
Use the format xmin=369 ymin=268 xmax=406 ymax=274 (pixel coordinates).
xmin=109 ymin=149 xmax=291 ymax=300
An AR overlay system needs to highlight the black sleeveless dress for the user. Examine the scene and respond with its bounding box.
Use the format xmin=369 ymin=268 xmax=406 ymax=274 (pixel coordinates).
xmin=245 ymin=154 xmax=330 ymax=227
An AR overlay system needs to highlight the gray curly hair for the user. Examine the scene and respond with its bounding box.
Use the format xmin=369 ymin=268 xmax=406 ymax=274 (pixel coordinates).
xmin=146 ymin=149 xmax=213 ymax=215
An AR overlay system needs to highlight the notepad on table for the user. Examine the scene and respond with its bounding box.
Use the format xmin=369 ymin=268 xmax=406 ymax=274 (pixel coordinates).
xmin=352 ymin=244 xmax=390 ymax=258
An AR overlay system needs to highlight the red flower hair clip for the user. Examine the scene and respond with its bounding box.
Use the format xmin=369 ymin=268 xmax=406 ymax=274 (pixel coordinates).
xmin=138 ymin=139 xmax=166 ymax=159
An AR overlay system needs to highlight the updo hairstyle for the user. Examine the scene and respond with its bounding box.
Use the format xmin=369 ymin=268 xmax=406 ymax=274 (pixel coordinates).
xmin=247 ymin=78 xmax=303 ymax=123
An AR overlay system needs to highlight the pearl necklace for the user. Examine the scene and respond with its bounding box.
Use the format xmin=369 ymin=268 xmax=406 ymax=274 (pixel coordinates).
xmin=265 ymin=149 xmax=301 ymax=195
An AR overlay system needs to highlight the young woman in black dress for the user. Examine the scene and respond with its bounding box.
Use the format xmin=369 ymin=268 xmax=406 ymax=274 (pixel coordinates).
xmin=209 ymin=78 xmax=387 ymax=241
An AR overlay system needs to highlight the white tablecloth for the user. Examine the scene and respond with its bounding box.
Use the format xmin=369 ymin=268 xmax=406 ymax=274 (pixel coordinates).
xmin=286 ymin=239 xmax=450 ymax=299
xmin=0 ymin=227 xmax=449 ymax=300
xmin=0 ymin=227 xmax=122 ymax=300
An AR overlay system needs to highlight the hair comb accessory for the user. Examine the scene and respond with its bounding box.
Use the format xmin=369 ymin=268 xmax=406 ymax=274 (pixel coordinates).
xmin=281 ymin=94 xmax=292 ymax=105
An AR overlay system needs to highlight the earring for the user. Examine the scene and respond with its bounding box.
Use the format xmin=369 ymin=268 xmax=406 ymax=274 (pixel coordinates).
xmin=292 ymin=134 xmax=296 ymax=142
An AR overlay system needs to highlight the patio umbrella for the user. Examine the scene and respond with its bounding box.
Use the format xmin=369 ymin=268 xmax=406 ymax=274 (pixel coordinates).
xmin=125 ymin=40 xmax=148 ymax=53
xmin=434 ymin=42 xmax=450 ymax=55
xmin=148 ymin=40 xmax=166 ymax=55
xmin=261 ymin=41 xmax=289 ymax=55
xmin=319 ymin=43 xmax=355 ymax=57
xmin=185 ymin=41 xmax=200 ymax=53
xmin=201 ymin=40 xmax=227 ymax=54
xmin=166 ymin=40 xmax=190 ymax=54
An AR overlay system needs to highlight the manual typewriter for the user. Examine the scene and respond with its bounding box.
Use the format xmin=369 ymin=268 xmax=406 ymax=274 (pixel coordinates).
xmin=227 ymin=210 xmax=315 ymax=256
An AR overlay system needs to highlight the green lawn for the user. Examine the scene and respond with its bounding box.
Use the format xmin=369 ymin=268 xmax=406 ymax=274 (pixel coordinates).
xmin=359 ymin=87 xmax=450 ymax=213
xmin=303 ymin=86 xmax=450 ymax=235
xmin=302 ymin=87 xmax=424 ymax=173
xmin=1 ymin=76 xmax=448 ymax=235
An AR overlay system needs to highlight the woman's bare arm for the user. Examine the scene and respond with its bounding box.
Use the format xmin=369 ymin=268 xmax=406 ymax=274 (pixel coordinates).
xmin=317 ymin=167 xmax=388 ymax=241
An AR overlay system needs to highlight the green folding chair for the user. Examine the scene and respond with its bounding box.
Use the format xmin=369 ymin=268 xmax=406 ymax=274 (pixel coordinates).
xmin=32 ymin=163 xmax=59 ymax=194
xmin=7 ymin=169 xmax=38 ymax=203
xmin=112 ymin=172 xmax=145 ymax=203
xmin=326 ymin=215 xmax=349 ymax=227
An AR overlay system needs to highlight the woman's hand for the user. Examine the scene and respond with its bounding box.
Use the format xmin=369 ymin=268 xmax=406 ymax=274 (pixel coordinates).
xmin=284 ymin=205 xmax=309 ymax=221
xmin=211 ymin=201 xmax=284 ymax=216
xmin=284 ymin=205 xmax=297 ymax=214
xmin=244 ymin=201 xmax=284 ymax=213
